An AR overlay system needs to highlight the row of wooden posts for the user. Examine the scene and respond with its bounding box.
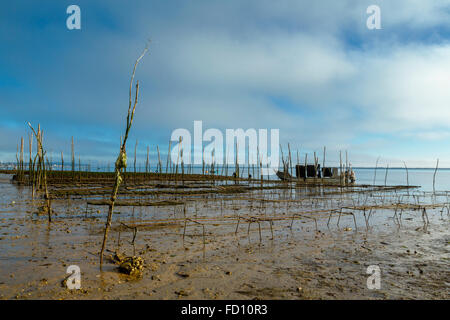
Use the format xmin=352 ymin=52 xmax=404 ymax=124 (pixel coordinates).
xmin=15 ymin=133 xmax=357 ymax=186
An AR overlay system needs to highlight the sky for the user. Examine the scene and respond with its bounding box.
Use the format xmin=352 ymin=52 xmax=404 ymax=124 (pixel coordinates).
xmin=1 ymin=0 xmax=450 ymax=168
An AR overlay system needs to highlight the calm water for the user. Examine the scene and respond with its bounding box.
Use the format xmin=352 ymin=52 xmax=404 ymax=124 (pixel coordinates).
xmin=2 ymin=163 xmax=449 ymax=191
xmin=354 ymin=168 xmax=450 ymax=192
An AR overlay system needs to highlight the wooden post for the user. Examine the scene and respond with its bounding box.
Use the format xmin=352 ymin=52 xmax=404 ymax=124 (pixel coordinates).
xmin=157 ymin=145 xmax=162 ymax=177
xmin=166 ymin=140 xmax=171 ymax=174
xmin=146 ymin=145 xmax=149 ymax=174
xmin=322 ymin=146 xmax=326 ymax=180
xmin=384 ymin=164 xmax=389 ymax=187
xmin=288 ymin=143 xmax=292 ymax=178
xmin=235 ymin=141 xmax=239 ymax=182
xmin=304 ymin=153 xmax=308 ymax=181
xmin=134 ymin=139 xmax=138 ymax=181
xmin=373 ymin=156 xmax=380 ymax=186
xmin=71 ymin=136 xmax=75 ymax=180
xmin=433 ymin=159 xmax=439 ymax=194
xmin=100 ymin=44 xmax=148 ymax=266
xmin=20 ymin=137 xmax=24 ymax=181
xmin=61 ymin=151 xmax=64 ymax=181
xmin=28 ymin=133 xmax=33 ymax=185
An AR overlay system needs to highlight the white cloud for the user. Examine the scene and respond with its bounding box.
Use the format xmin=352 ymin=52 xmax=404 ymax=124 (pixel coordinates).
xmin=3 ymin=0 xmax=450 ymax=166
xmin=344 ymin=44 xmax=450 ymax=134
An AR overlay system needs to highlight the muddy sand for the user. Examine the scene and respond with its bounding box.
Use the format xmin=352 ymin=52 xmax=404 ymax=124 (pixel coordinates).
xmin=0 ymin=174 xmax=448 ymax=299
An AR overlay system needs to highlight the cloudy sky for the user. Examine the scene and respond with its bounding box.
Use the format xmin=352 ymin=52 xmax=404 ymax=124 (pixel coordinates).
xmin=1 ymin=0 xmax=450 ymax=168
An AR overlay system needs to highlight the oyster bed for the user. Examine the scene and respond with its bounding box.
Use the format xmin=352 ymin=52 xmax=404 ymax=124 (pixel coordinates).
xmin=0 ymin=173 xmax=448 ymax=299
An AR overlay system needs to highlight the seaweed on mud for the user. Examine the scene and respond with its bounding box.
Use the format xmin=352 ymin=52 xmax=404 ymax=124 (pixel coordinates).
xmin=87 ymin=199 xmax=185 ymax=207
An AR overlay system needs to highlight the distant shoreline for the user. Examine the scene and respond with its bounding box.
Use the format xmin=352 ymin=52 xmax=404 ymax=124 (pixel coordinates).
xmin=0 ymin=166 xmax=448 ymax=171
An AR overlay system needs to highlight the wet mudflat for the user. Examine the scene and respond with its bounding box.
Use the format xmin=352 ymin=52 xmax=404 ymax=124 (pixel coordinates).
xmin=0 ymin=174 xmax=448 ymax=299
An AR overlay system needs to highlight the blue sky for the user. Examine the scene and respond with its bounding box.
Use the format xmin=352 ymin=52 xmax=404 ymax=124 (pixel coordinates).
xmin=2 ymin=0 xmax=450 ymax=168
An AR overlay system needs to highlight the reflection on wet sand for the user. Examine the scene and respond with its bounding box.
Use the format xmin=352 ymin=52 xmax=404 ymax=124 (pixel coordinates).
xmin=0 ymin=173 xmax=448 ymax=299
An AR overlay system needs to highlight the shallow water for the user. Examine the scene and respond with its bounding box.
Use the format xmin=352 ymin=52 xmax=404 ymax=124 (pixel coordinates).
xmin=354 ymin=168 xmax=450 ymax=192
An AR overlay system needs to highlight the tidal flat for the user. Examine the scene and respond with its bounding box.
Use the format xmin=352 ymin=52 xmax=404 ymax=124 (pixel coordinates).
xmin=0 ymin=173 xmax=448 ymax=300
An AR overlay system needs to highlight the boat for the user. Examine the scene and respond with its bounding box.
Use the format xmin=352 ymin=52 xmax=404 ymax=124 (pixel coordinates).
xmin=276 ymin=170 xmax=293 ymax=181
xmin=275 ymin=165 xmax=356 ymax=185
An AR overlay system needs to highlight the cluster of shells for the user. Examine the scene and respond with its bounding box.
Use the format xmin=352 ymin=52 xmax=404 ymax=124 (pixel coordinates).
xmin=118 ymin=256 xmax=145 ymax=277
